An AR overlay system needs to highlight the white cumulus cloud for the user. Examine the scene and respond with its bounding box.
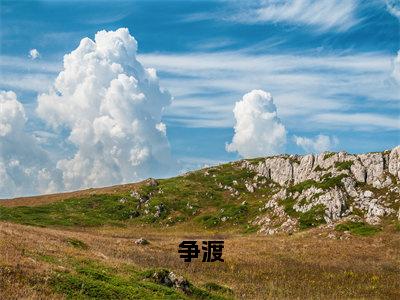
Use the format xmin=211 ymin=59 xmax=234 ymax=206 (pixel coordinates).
xmin=226 ymin=89 xmax=287 ymax=158
xmin=0 ymin=90 xmax=61 ymax=198
xmin=37 ymin=28 xmax=174 ymax=190
xmin=294 ymin=134 xmax=338 ymax=153
xmin=29 ymin=48 xmax=40 ymax=60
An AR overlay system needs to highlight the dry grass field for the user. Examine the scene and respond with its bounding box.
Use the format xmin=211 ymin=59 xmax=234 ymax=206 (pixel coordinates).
xmin=1 ymin=220 xmax=399 ymax=299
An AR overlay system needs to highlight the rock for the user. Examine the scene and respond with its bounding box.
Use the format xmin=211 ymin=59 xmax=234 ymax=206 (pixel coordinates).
xmin=365 ymin=216 xmax=381 ymax=225
xmin=154 ymin=203 xmax=166 ymax=218
xmin=245 ymin=182 xmax=255 ymax=193
xmin=130 ymin=191 xmax=140 ymax=198
xmin=327 ymin=233 xmax=336 ymax=239
xmin=119 ymin=198 xmax=127 ymax=204
xmin=350 ymin=160 xmax=366 ymax=183
xmin=355 ymin=197 xmax=396 ymax=225
xmin=293 ymin=154 xmax=314 ymax=184
xmin=388 ymin=146 xmax=400 ymax=179
xmin=280 ymin=218 xmax=298 ymax=233
xmin=319 ymin=188 xmax=348 ymax=222
xmin=246 ymin=156 xmax=293 ymax=185
xmin=152 ymin=270 xmax=190 ymax=293
xmin=267 ymin=157 xmax=294 ymax=185
xmin=316 ymin=152 xmax=339 ymax=170
xmin=238 ymin=147 xmax=399 ymax=234
xmin=135 ymin=238 xmax=149 ymax=245
xmin=364 ymin=190 xmax=373 ymax=198
xmin=146 ymin=178 xmax=159 ymax=187
xmin=341 ymin=177 xmax=358 ymax=197
xmin=358 ymin=153 xmax=385 ymax=186
xmin=129 ymin=210 xmax=140 ymax=218
xmin=168 ymin=272 xmax=190 ymax=292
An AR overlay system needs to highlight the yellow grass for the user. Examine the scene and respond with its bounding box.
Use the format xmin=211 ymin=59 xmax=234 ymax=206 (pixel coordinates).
xmin=1 ymin=221 xmax=399 ymax=299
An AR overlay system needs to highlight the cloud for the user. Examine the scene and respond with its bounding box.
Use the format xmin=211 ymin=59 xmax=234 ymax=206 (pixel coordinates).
xmin=226 ymin=89 xmax=287 ymax=158
xmin=312 ymin=113 xmax=400 ymax=131
xmin=29 ymin=48 xmax=40 ymax=60
xmin=294 ymin=134 xmax=338 ymax=153
xmin=0 ymin=55 xmax=61 ymax=93
xmin=139 ymin=51 xmax=398 ymax=129
xmin=0 ymin=55 xmax=60 ymax=73
xmin=37 ymin=28 xmax=175 ymax=190
xmin=0 ymin=73 xmax=55 ymax=93
xmin=386 ymin=0 xmax=400 ymax=19
xmin=189 ymin=0 xmax=359 ymax=32
xmin=0 ymin=90 xmax=61 ymax=198
xmin=392 ymin=50 xmax=400 ymax=83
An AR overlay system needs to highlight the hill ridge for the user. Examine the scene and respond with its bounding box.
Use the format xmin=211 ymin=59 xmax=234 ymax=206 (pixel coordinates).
xmin=1 ymin=147 xmax=399 ymax=236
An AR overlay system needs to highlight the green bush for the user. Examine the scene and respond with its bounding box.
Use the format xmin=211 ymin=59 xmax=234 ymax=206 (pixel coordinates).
xmin=335 ymin=222 xmax=381 ymax=236
xmin=288 ymin=174 xmax=346 ymax=194
xmin=281 ymin=198 xmax=298 ymax=217
xmin=280 ymin=199 xmax=326 ymax=229
xmin=334 ymin=161 xmax=353 ymax=171
xmin=288 ymin=180 xmax=317 ymax=193
xmin=298 ymin=205 xmax=326 ymax=229
xmin=196 ymin=215 xmax=221 ymax=228
xmin=324 ymin=152 xmax=335 ymax=159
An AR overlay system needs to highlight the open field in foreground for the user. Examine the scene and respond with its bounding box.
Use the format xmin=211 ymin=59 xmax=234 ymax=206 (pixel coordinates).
xmin=1 ymin=221 xmax=399 ymax=299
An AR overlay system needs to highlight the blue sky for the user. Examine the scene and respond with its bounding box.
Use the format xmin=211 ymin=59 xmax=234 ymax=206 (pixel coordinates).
xmin=1 ymin=0 xmax=399 ymax=174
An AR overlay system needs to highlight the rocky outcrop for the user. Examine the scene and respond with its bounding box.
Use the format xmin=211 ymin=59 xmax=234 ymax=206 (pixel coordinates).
xmin=245 ymin=147 xmax=399 ymax=187
xmin=241 ymin=147 xmax=400 ymax=234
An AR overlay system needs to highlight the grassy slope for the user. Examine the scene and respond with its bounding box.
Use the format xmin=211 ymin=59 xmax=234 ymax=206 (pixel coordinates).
xmin=0 ymin=162 xmax=266 ymax=232
xmin=1 ymin=160 xmax=400 ymax=299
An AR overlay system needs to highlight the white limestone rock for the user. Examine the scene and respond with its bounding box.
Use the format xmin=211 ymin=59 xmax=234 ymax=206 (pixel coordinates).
xmin=388 ymin=146 xmax=400 ymax=180
xmin=358 ymin=152 xmax=385 ymax=186
xmin=350 ymin=159 xmax=366 ymax=183
xmin=341 ymin=177 xmax=358 ymax=198
xmin=293 ymin=154 xmax=314 ymax=184
xmin=245 ymin=182 xmax=255 ymax=193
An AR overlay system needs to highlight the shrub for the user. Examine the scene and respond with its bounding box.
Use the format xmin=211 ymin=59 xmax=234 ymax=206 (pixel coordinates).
xmin=298 ymin=204 xmax=326 ymax=229
xmin=196 ymin=215 xmax=221 ymax=228
xmin=288 ymin=180 xmax=317 ymax=193
xmin=324 ymin=152 xmax=335 ymax=160
xmin=335 ymin=161 xmax=353 ymax=171
xmin=336 ymin=222 xmax=381 ymax=236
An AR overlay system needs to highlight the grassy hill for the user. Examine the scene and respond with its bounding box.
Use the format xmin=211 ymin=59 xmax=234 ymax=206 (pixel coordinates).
xmin=1 ymin=156 xmax=399 ymax=299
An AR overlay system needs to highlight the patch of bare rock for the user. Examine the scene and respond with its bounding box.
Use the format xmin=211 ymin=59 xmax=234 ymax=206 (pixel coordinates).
xmin=241 ymin=146 xmax=400 ymax=235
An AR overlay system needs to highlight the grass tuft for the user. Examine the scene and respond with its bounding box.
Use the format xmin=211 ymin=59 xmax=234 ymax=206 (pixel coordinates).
xmin=334 ymin=161 xmax=353 ymax=171
xmin=66 ymin=238 xmax=89 ymax=250
xmin=335 ymin=221 xmax=381 ymax=236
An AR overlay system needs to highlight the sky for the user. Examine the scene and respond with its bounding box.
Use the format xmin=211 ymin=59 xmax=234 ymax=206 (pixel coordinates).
xmin=0 ymin=0 xmax=399 ymax=198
